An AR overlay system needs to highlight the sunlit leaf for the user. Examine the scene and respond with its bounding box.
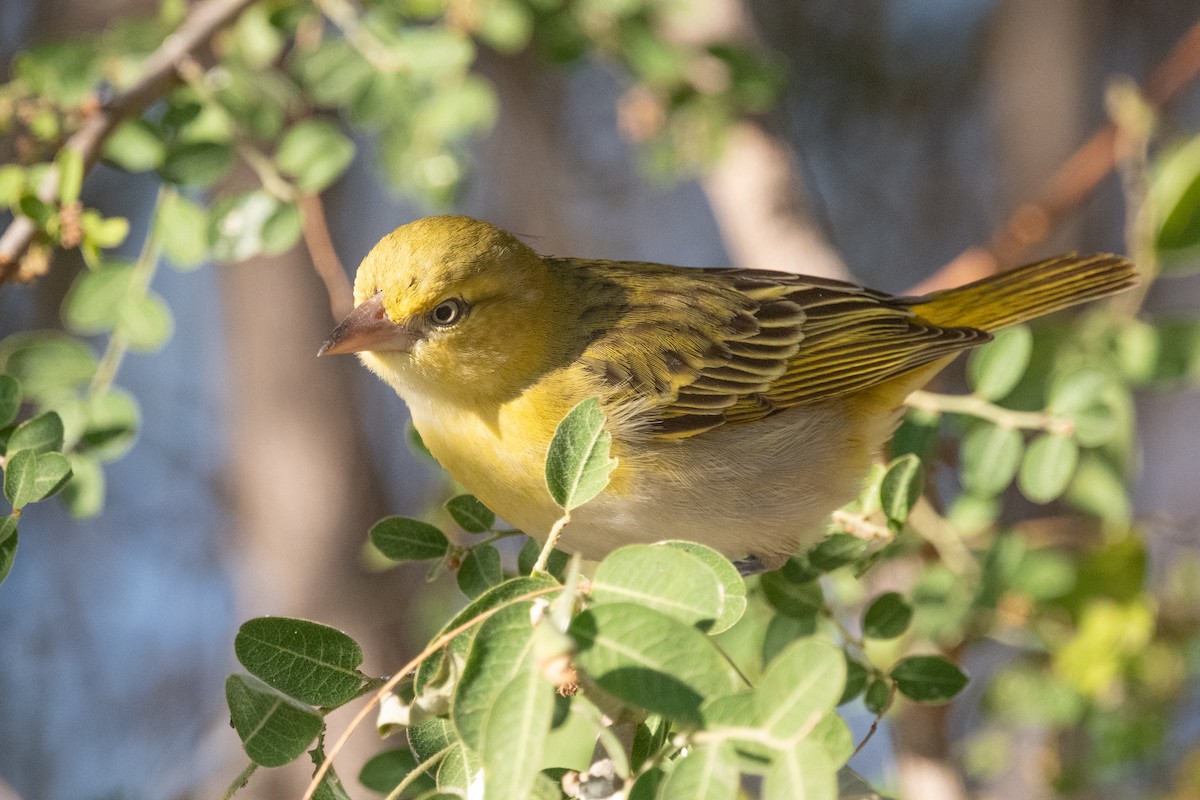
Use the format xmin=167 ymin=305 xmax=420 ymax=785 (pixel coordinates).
xmin=545 ymin=397 xmax=617 ymax=511
xmin=234 ymin=616 xmax=365 ymax=707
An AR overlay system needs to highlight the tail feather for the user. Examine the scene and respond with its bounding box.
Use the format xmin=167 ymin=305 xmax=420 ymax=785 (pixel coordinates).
xmin=909 ymin=254 xmax=1138 ymax=331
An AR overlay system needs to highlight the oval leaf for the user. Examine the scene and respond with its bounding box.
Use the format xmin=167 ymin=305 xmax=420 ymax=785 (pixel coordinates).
xmin=8 ymin=410 xmax=64 ymax=454
xmin=234 ymin=616 xmax=365 ymax=706
xmin=659 ymin=742 xmax=739 ymax=800
xmin=890 ymin=655 xmax=968 ymax=704
xmin=4 ymin=449 xmax=71 ymax=508
xmin=0 ymin=519 xmax=16 ymax=584
xmin=544 ymin=397 xmax=617 ymax=511
xmin=456 ymin=544 xmax=503 ymax=599
xmin=452 ymin=601 xmax=539 ymax=750
xmin=225 ymin=673 xmax=323 ymax=767
xmin=591 ymin=544 xmax=723 ymax=630
xmin=480 ymin=666 xmax=554 ymax=800
xmin=879 ymin=454 xmax=923 ymax=529
xmin=358 ymin=748 xmax=436 ymax=797
xmin=960 ymin=423 xmax=1023 ymax=497
xmin=1018 ymin=433 xmax=1079 ymax=503
xmin=371 ymin=517 xmax=450 ymax=561
xmin=569 ymin=604 xmax=742 ymax=727
xmin=446 ymin=494 xmax=495 ymax=533
xmin=755 ymin=638 xmax=846 ymax=741
xmin=658 ymin=540 xmax=747 ymax=634
xmin=275 ymin=119 xmax=357 ymax=193
xmin=967 ymin=325 xmax=1033 ymax=401
xmin=862 ymin=592 xmax=912 ymax=639
xmin=763 ymin=739 xmax=835 ymax=800
xmin=0 ymin=374 xmax=19 ymax=428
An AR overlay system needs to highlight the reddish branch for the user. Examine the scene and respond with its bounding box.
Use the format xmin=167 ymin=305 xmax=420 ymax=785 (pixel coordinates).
xmin=0 ymin=0 xmax=257 ymax=285
xmin=910 ymin=17 xmax=1200 ymax=295
xmin=299 ymin=194 xmax=354 ymax=322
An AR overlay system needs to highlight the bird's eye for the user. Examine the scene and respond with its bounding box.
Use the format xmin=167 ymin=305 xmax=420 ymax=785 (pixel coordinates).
xmin=429 ymin=298 xmax=466 ymax=327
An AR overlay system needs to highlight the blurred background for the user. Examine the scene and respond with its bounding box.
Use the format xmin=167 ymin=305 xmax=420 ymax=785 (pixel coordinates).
xmin=0 ymin=0 xmax=1198 ymax=798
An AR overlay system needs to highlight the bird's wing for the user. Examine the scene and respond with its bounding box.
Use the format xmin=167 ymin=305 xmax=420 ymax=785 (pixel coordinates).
xmin=580 ymin=267 xmax=990 ymax=439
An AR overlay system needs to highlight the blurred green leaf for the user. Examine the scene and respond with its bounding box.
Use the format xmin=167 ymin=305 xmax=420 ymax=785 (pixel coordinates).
xmin=1153 ymin=133 xmax=1200 ymax=261
xmin=0 ymin=333 xmax=97 ymax=399
xmin=863 ymin=592 xmax=912 ymax=639
xmin=591 ymin=544 xmax=723 ymax=629
xmin=62 ymin=262 xmax=134 ymax=334
xmin=755 ymin=638 xmax=845 ymax=741
xmin=79 ymin=212 xmax=130 ymax=251
xmin=359 ymin=748 xmax=436 ymax=797
xmin=159 ymin=140 xmax=234 ymax=187
xmin=157 ymin=192 xmax=209 ymax=268
xmin=234 ymin=616 xmax=365 ymax=707
xmin=0 ymin=375 xmax=20 ymax=428
xmin=968 ymin=325 xmax=1032 ymax=401
xmin=225 ymin=673 xmax=323 ymax=767
xmin=891 ymin=656 xmax=968 ymax=704
xmin=103 ymin=118 xmax=167 ymax=172
xmin=276 ymin=119 xmax=357 ymax=193
xmin=545 ymin=397 xmax=617 ymax=511
xmin=763 ymin=739 xmax=835 ymax=800
xmin=82 ymin=387 xmax=140 ymax=462
xmin=61 ymin=452 xmax=105 ymax=517
xmin=457 ymin=544 xmax=503 ymax=599
xmin=1065 ymin=454 xmax=1131 ymax=523
xmin=1048 ymin=369 xmax=1122 ymax=447
xmin=807 ymin=534 xmax=867 ymax=572
xmin=517 ymin=536 xmax=568 ymax=579
xmin=838 ymin=658 xmax=869 ymax=706
xmin=56 ymin=148 xmax=84 ymax=204
xmin=569 ymin=603 xmax=741 ymax=727
xmin=445 ymin=494 xmax=494 ymax=533
xmin=960 ymin=423 xmax=1023 ymax=497
xmin=659 ymin=741 xmax=739 ymax=800
xmin=1018 ymin=433 xmax=1079 ymax=503
xmin=116 ymin=291 xmax=174 ymax=353
xmin=987 ymin=663 xmax=1084 ymax=726
xmin=232 ymin=3 xmax=284 ymax=68
xmin=761 ymin=572 xmax=823 ymax=622
xmin=209 ymin=190 xmax=293 ymax=262
xmin=863 ymin=678 xmax=891 ymax=716
xmin=879 ymin=454 xmax=923 ymax=529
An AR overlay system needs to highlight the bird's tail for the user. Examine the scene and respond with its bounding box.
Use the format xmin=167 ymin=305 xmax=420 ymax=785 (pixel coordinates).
xmin=909 ymin=253 xmax=1138 ymax=331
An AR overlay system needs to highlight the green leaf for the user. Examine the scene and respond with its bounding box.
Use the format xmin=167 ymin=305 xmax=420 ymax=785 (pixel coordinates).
xmin=276 ymin=119 xmax=357 ymax=193
xmin=763 ymin=739 xmax=835 ymax=800
xmin=445 ymin=494 xmax=494 ymax=533
xmin=0 ymin=375 xmax=20 ymax=428
xmin=116 ymin=292 xmax=174 ymax=353
xmin=103 ymin=119 xmax=166 ymax=172
xmin=457 ymin=544 xmax=503 ymax=599
xmin=8 ymin=411 xmax=64 ymax=455
xmin=61 ymin=452 xmax=105 ymax=517
xmin=0 ymin=333 xmax=97 ymax=399
xmin=480 ymin=666 xmax=554 ymax=800
xmin=659 ymin=742 xmax=739 ymax=800
xmin=808 ymin=712 xmax=854 ymax=765
xmin=208 ymin=190 xmax=291 ymax=262
xmin=1018 ymin=433 xmax=1079 ymax=503
xmin=1048 ymin=368 xmax=1121 ymax=447
xmin=838 ymin=658 xmax=868 ymax=706
xmin=890 ymin=655 xmax=968 ymax=704
xmin=82 ymin=388 xmax=140 ymax=462
xmin=57 ymin=147 xmax=84 ymax=204
xmin=569 ymin=603 xmax=741 ymax=727
xmin=159 ymin=140 xmax=233 ymax=187
xmin=0 ymin=521 xmax=16 ymax=584
xmin=262 ymin=200 xmax=303 ymax=255
xmin=959 ymin=423 xmax=1023 ymax=497
xmin=234 ymin=617 xmax=365 ymax=707
xmin=862 ymin=592 xmax=912 ymax=639
xmin=755 ymin=638 xmax=846 ymax=741
xmin=590 ymin=544 xmax=723 ymax=629
xmin=408 ymin=718 xmax=456 ymax=762
xmin=359 ymin=748 xmax=436 ymax=797
xmin=370 ymin=517 xmax=450 ymax=561
xmin=1153 ymin=133 xmax=1200 ymax=258
xmin=967 ymin=325 xmax=1033 ymax=401
xmin=658 ymin=540 xmax=747 ymax=634
xmin=628 ymin=768 xmax=666 ymax=800
xmin=415 ymin=576 xmax=558 ymax=694
xmin=806 ymin=534 xmax=867 ymax=572
xmin=544 ymin=397 xmax=617 ymax=510
xmin=879 ymin=454 xmax=923 ymax=529
xmin=517 ymin=536 xmax=568 ymax=579
xmin=760 ymin=572 xmax=823 ymax=621
xmin=157 ymin=191 xmax=209 ymax=268
xmin=435 ymin=743 xmax=479 ymax=795
xmin=79 ymin=212 xmax=129 ymax=250
xmin=452 ymin=601 xmax=538 ymax=750
xmin=763 ymin=614 xmax=817 ymax=663
xmin=62 ymin=263 xmax=134 ymax=335
xmin=863 ymin=678 xmax=891 ymax=715
xmin=225 ymin=673 xmax=324 ymax=767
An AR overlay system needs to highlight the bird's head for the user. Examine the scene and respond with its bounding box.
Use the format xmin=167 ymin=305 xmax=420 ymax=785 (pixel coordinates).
xmin=320 ymin=216 xmax=574 ymax=404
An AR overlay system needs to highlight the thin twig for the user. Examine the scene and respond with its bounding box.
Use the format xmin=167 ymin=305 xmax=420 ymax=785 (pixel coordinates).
xmin=0 ymin=0 xmax=257 ymax=284
xmin=220 ymin=761 xmax=258 ymax=800
xmin=300 ymin=584 xmax=562 ymax=800
xmin=905 ymin=390 xmax=1074 ymax=437
xmin=851 ymin=681 xmax=896 ymax=759
xmin=533 ymin=512 xmax=571 ymax=574
xmin=910 ymin=18 xmax=1200 ymax=295
xmin=299 ymin=194 xmax=354 ymax=321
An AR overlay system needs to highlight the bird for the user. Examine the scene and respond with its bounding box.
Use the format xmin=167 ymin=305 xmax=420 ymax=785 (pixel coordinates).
xmin=319 ymin=215 xmax=1136 ymax=573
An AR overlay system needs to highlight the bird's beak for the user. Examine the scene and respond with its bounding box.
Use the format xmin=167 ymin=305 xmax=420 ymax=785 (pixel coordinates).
xmin=318 ymin=293 xmax=418 ymax=356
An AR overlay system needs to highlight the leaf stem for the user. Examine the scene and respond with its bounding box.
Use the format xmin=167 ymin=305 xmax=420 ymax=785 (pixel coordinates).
xmin=905 ymin=390 xmax=1073 ymax=437
xmin=532 ymin=512 xmax=570 ymax=575
xmin=383 ymin=743 xmax=451 ymax=800
xmin=220 ymin=761 xmax=258 ymax=800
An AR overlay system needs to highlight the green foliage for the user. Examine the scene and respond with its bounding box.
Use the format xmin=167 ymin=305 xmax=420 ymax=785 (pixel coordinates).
xmin=544 ymin=396 xmax=618 ymax=511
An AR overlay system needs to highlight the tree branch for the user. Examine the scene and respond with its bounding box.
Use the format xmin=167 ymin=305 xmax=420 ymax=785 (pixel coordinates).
xmin=0 ymin=0 xmax=258 ymax=285
xmin=910 ymin=17 xmax=1200 ymax=295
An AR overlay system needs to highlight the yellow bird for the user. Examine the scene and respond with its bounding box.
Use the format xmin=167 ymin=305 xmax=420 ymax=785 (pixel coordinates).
xmin=320 ymin=216 xmax=1135 ymax=572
